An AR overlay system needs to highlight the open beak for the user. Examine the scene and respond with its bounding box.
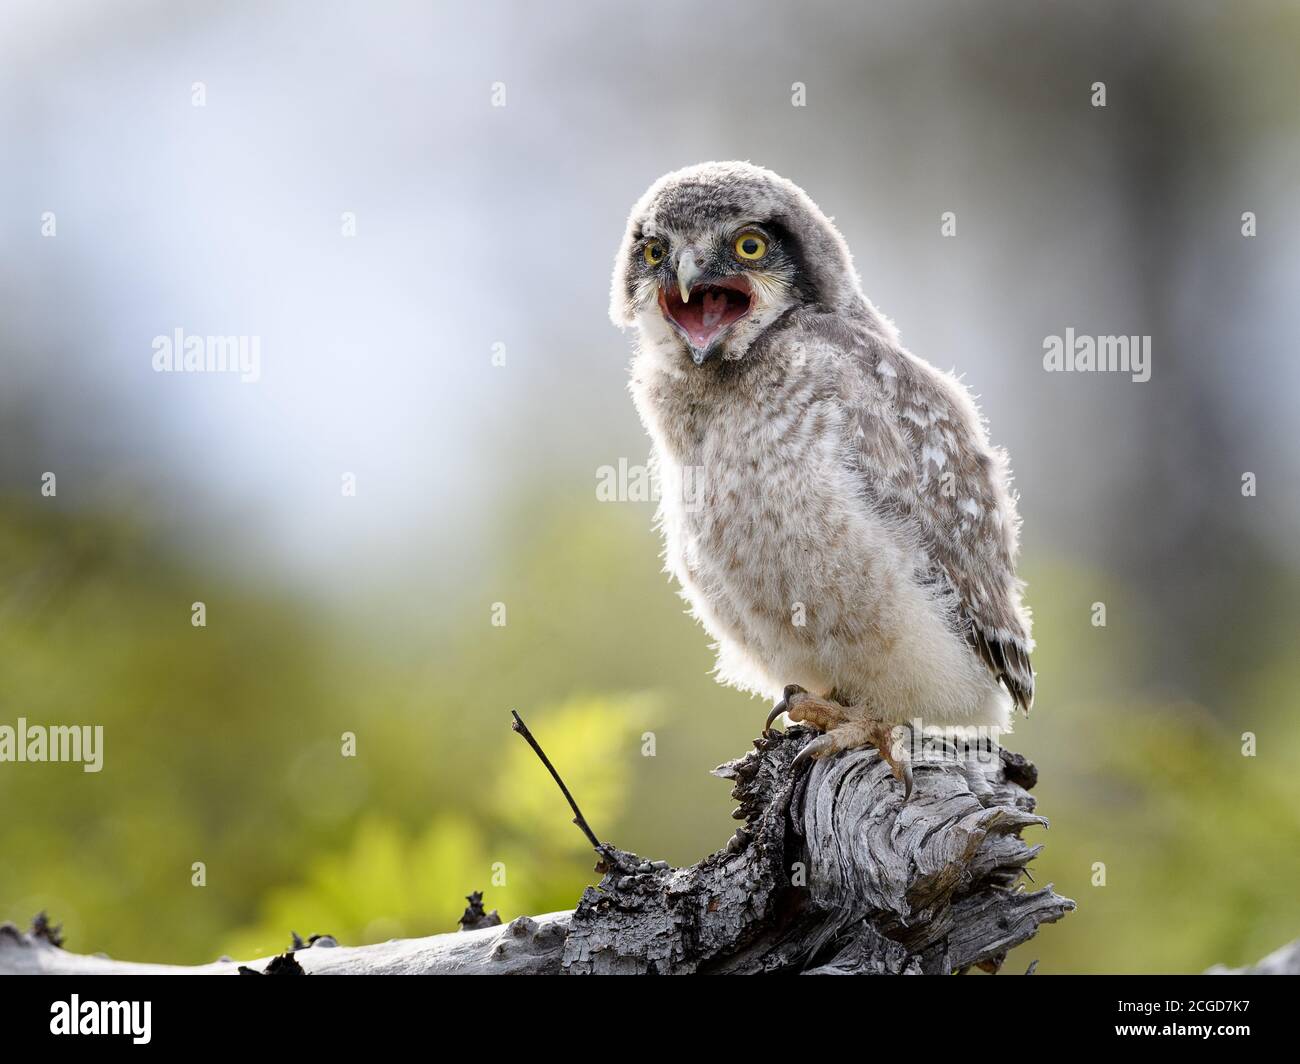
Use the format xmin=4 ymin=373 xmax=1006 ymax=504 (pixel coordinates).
xmin=659 ymin=250 xmax=754 ymax=365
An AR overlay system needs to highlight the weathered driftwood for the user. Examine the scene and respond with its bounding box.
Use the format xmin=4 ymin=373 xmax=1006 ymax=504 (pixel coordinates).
xmin=0 ymin=726 xmax=1074 ymax=975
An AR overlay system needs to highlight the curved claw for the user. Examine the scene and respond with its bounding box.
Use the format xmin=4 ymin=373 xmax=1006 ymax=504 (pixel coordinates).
xmin=792 ymin=733 xmax=832 ymax=771
xmin=763 ymin=684 xmax=807 ymax=737
xmin=885 ymin=722 xmax=915 ymax=802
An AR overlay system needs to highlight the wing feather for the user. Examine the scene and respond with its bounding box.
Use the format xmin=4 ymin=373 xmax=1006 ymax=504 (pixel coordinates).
xmin=846 ymin=340 xmax=1035 ymax=711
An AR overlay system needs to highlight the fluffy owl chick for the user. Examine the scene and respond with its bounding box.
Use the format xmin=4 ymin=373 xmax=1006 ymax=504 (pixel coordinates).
xmin=610 ymin=162 xmax=1034 ymax=797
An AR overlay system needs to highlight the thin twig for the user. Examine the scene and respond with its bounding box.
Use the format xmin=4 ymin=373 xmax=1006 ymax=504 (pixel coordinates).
xmin=510 ymin=710 xmax=603 ymax=850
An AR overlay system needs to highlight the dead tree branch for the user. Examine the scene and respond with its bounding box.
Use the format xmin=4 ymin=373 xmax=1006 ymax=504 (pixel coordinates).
xmin=1 ymin=727 xmax=1074 ymax=975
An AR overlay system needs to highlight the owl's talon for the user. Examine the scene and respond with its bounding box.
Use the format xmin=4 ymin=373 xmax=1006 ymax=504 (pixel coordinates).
xmin=763 ymin=684 xmax=807 ymax=737
xmin=767 ymin=688 xmax=912 ymax=798
xmin=895 ymin=749 xmax=915 ymax=801
xmin=788 ymin=710 xmax=915 ymax=801
xmin=792 ymin=734 xmax=833 ymax=771
xmin=878 ymin=724 xmax=915 ymax=801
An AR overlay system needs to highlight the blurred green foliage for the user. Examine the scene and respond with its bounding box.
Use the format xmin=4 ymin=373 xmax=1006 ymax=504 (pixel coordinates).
xmin=1 ymin=492 xmax=1297 ymax=972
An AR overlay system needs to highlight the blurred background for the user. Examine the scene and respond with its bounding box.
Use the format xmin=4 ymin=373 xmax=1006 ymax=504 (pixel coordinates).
xmin=1 ymin=0 xmax=1298 ymax=973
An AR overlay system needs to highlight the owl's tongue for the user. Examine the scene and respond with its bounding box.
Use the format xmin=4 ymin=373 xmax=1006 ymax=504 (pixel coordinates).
xmin=701 ymin=290 xmax=728 ymax=329
xmin=664 ymin=280 xmax=752 ymax=349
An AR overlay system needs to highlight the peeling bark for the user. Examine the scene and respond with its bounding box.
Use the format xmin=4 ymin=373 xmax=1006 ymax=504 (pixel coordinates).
xmin=0 ymin=727 xmax=1074 ymax=975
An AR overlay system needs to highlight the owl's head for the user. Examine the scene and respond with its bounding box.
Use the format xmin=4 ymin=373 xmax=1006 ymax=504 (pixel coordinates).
xmin=610 ymin=161 xmax=861 ymax=365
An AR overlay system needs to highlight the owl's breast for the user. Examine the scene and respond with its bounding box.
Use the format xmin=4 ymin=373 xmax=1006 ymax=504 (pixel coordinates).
xmin=649 ymin=389 xmax=896 ymax=687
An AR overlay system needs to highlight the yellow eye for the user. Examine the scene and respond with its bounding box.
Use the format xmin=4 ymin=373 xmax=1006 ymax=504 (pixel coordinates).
xmin=644 ymin=240 xmax=665 ymax=266
xmin=735 ymin=232 xmax=767 ymax=260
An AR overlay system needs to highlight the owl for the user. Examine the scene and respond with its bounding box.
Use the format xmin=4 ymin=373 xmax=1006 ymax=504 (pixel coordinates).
xmin=609 ymin=162 xmax=1034 ymax=797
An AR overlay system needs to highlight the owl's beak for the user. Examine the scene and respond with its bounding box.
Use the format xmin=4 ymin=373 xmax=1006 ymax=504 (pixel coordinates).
xmin=658 ymin=263 xmax=753 ymax=365
xmin=674 ymin=249 xmax=703 ymax=304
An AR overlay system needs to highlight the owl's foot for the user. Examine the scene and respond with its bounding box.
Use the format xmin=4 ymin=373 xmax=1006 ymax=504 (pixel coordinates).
xmin=765 ymin=685 xmax=913 ymax=799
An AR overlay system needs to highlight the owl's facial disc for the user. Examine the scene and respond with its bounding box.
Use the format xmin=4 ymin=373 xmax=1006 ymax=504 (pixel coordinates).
xmin=657 ymin=275 xmax=752 ymax=364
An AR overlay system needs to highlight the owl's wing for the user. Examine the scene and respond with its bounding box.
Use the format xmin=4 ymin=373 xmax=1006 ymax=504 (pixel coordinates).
xmin=849 ymin=348 xmax=1034 ymax=712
